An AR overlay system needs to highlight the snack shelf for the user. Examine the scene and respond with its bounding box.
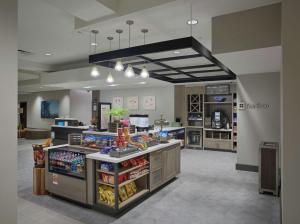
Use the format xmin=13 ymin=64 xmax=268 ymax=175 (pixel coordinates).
xmin=96 ymin=170 xmax=149 ymax=187
xmin=96 ymin=162 xmax=149 ymax=176
xmin=119 ymin=171 xmax=149 ymax=187
xmin=97 ymin=180 xmax=115 ymax=187
xmin=119 ymin=189 xmax=149 ymax=209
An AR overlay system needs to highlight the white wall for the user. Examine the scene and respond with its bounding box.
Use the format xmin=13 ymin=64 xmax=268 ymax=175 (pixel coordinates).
xmin=100 ymin=86 xmax=175 ymax=124
xmin=281 ymin=0 xmax=300 ymax=223
xmin=237 ymin=73 xmax=280 ymax=167
xmin=70 ymin=89 xmax=92 ymax=125
xmin=0 ymin=0 xmax=17 ymax=223
xmin=18 ymin=90 xmax=70 ymax=129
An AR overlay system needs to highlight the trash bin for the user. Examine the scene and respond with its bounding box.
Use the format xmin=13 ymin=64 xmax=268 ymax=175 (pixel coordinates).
xmin=259 ymin=141 xmax=279 ymax=196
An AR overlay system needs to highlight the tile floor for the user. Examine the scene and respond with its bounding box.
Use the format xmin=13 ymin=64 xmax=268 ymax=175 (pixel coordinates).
xmin=18 ymin=139 xmax=280 ymax=224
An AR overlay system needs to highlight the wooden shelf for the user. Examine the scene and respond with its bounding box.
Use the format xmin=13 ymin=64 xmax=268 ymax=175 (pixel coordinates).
xmin=119 ymin=171 xmax=149 ymax=187
xmin=97 ymin=180 xmax=115 ymax=187
xmin=96 ymin=162 xmax=149 ymax=176
xmin=97 ymin=170 xmax=149 ymax=188
xmin=119 ymin=189 xmax=149 ymax=208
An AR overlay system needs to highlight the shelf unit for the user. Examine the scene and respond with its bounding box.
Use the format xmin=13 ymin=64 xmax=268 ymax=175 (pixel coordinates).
xmin=203 ymin=92 xmax=236 ymax=152
xmin=94 ymin=156 xmax=149 ymax=213
xmin=185 ymin=87 xmax=204 ymax=149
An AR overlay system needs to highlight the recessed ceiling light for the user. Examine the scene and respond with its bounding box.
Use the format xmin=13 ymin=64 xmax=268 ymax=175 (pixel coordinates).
xmin=108 ymin=84 xmax=120 ymax=87
xmin=83 ymin=86 xmax=94 ymax=89
xmin=173 ymin=51 xmax=180 ymax=54
xmin=187 ymin=19 xmax=198 ymax=25
xmin=91 ymin=42 xmax=98 ymax=46
xmin=138 ymin=81 xmax=146 ymax=85
xmin=44 ymin=53 xmax=52 ymax=56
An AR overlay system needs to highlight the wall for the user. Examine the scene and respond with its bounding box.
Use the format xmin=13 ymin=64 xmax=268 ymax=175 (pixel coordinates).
xmin=0 ymin=0 xmax=17 ymax=223
xmin=18 ymin=90 xmax=70 ymax=129
xmin=212 ymin=3 xmax=281 ymax=54
xmin=70 ymin=89 xmax=92 ymax=125
xmin=100 ymin=86 xmax=175 ymax=124
xmin=236 ymin=73 xmax=280 ymax=169
xmin=281 ymin=0 xmax=300 ymax=223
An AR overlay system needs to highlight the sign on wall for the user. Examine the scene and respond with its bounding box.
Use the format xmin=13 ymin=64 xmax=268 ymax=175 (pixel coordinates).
xmin=143 ymin=96 xmax=156 ymax=110
xmin=112 ymin=96 xmax=123 ymax=108
xmin=127 ymin=96 xmax=139 ymax=110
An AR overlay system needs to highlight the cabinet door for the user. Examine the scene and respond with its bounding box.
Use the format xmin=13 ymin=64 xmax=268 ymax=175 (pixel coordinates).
xmin=163 ymin=147 xmax=177 ymax=182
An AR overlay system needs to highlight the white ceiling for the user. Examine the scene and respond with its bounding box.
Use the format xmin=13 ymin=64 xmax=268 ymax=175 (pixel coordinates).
xmin=18 ymin=0 xmax=281 ymax=92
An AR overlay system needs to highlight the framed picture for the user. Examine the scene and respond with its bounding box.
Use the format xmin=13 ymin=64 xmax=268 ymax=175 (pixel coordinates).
xmin=112 ymin=96 xmax=123 ymax=108
xmin=41 ymin=100 xmax=59 ymax=118
xmin=143 ymin=96 xmax=156 ymax=110
xmin=98 ymin=102 xmax=111 ymax=130
xmin=127 ymin=96 xmax=139 ymax=110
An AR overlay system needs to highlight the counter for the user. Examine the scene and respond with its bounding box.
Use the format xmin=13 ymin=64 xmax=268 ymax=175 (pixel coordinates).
xmin=51 ymin=125 xmax=90 ymax=145
xmin=44 ymin=140 xmax=181 ymax=215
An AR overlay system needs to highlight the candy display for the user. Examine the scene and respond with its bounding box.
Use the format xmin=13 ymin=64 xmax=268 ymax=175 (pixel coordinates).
xmin=99 ymin=162 xmax=114 ymax=172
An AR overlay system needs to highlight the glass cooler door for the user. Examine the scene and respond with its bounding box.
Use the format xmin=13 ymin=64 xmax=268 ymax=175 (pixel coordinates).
xmin=48 ymin=147 xmax=86 ymax=179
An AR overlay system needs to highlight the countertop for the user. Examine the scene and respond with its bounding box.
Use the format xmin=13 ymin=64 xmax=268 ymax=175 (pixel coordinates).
xmin=51 ymin=125 xmax=90 ymax=129
xmin=86 ymin=139 xmax=181 ymax=163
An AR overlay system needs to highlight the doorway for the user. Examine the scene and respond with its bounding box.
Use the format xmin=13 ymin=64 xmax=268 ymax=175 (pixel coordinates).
xmin=19 ymin=102 xmax=27 ymax=128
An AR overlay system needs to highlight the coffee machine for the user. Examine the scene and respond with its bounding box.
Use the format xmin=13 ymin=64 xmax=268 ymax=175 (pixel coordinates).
xmin=211 ymin=111 xmax=228 ymax=129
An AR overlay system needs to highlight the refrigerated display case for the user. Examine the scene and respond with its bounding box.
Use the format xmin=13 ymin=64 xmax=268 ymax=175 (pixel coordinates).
xmin=48 ymin=147 xmax=86 ymax=179
xmin=45 ymin=146 xmax=97 ymax=204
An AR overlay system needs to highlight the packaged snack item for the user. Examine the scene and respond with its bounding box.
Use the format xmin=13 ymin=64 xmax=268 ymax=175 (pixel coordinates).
xmin=119 ymin=186 xmax=128 ymax=202
xmin=125 ymin=182 xmax=134 ymax=197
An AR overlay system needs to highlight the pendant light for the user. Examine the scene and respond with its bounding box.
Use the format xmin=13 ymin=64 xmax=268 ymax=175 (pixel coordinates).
xmin=114 ymin=29 xmax=124 ymax=71
xmin=90 ymin=30 xmax=100 ymax=77
xmin=124 ymin=20 xmax=135 ymax=78
xmin=125 ymin=65 xmax=135 ymax=78
xmin=106 ymin=37 xmax=115 ymax=83
xmin=140 ymin=28 xmax=149 ymax=79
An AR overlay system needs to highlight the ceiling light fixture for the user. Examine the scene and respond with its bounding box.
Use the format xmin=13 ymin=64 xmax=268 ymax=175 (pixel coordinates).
xmin=124 ymin=20 xmax=135 ymax=78
xmin=140 ymin=28 xmax=149 ymax=79
xmin=187 ymin=19 xmax=198 ymax=25
xmin=83 ymin=86 xmax=93 ymax=89
xmin=44 ymin=53 xmax=52 ymax=56
xmin=108 ymin=84 xmax=119 ymax=87
xmin=139 ymin=81 xmax=146 ymax=85
xmin=91 ymin=42 xmax=98 ymax=46
xmin=173 ymin=51 xmax=181 ymax=54
xmin=140 ymin=66 xmax=149 ymax=78
xmin=125 ymin=65 xmax=135 ymax=78
xmin=106 ymin=37 xmax=115 ymax=83
xmin=114 ymin=29 xmax=124 ymax=71
xmin=90 ymin=66 xmax=100 ymax=77
xmin=106 ymin=72 xmax=114 ymax=83
xmin=90 ymin=30 xmax=100 ymax=77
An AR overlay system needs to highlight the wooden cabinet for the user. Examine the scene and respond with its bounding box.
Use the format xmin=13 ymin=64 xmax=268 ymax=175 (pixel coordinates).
xmin=163 ymin=147 xmax=177 ymax=182
xmin=149 ymin=144 xmax=180 ymax=192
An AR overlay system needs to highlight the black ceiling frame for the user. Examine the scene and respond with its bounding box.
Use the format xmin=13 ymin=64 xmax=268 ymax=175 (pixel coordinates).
xmin=89 ymin=36 xmax=236 ymax=83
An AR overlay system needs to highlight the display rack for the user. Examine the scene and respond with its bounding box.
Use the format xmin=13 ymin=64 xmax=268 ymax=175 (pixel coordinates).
xmin=94 ymin=155 xmax=149 ymax=213
xmin=203 ymin=92 xmax=235 ymax=151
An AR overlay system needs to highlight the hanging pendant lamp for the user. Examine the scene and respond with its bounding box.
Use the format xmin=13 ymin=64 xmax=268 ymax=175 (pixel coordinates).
xmin=125 ymin=65 xmax=135 ymax=78
xmin=140 ymin=28 xmax=149 ymax=79
xmin=90 ymin=30 xmax=100 ymax=77
xmin=106 ymin=37 xmax=115 ymax=83
xmin=114 ymin=29 xmax=124 ymax=71
xmin=124 ymin=20 xmax=135 ymax=78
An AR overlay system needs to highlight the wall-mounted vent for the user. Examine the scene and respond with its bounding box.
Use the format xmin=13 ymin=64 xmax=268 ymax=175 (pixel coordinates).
xmin=18 ymin=49 xmax=34 ymax=56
